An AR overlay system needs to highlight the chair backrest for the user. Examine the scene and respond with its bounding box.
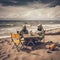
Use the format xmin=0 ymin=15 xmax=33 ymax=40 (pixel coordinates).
xmin=11 ymin=33 xmax=20 ymax=45
xmin=11 ymin=33 xmax=20 ymax=38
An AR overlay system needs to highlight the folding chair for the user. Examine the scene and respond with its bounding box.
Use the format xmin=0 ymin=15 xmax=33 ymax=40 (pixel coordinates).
xmin=11 ymin=33 xmax=24 ymax=51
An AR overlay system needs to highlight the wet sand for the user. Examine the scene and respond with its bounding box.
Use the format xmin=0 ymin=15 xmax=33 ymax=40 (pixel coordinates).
xmin=0 ymin=28 xmax=60 ymax=60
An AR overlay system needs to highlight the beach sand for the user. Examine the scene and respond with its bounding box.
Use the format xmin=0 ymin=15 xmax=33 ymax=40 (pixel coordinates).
xmin=0 ymin=28 xmax=60 ymax=60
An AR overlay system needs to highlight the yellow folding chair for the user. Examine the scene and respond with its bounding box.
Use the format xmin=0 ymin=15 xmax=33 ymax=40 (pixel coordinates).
xmin=11 ymin=33 xmax=24 ymax=51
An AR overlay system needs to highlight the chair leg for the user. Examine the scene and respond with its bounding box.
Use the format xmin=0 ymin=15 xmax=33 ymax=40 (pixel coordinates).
xmin=27 ymin=40 xmax=35 ymax=50
xmin=20 ymin=42 xmax=25 ymax=50
xmin=14 ymin=44 xmax=20 ymax=52
xmin=27 ymin=40 xmax=35 ymax=46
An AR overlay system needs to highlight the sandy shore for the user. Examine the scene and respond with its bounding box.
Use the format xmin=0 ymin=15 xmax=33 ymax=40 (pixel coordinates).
xmin=0 ymin=28 xmax=60 ymax=60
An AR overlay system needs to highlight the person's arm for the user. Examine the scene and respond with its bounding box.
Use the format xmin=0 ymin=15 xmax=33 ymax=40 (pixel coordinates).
xmin=20 ymin=30 xmax=23 ymax=36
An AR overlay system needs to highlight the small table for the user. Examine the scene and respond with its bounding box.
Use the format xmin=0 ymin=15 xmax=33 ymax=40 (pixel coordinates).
xmin=20 ymin=33 xmax=45 ymax=49
xmin=23 ymin=34 xmax=43 ymax=46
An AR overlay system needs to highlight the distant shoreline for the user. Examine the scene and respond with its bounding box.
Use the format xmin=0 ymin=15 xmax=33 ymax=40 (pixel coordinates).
xmin=0 ymin=19 xmax=60 ymax=21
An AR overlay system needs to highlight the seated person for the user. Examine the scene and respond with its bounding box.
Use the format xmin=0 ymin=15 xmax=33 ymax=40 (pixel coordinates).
xmin=36 ymin=24 xmax=45 ymax=38
xmin=20 ymin=25 xmax=28 ymax=36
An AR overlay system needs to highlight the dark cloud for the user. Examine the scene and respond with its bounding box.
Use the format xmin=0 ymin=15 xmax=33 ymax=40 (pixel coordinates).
xmin=0 ymin=0 xmax=60 ymax=7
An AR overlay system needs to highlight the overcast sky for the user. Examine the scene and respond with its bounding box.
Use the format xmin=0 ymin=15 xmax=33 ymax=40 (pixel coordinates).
xmin=0 ymin=0 xmax=60 ymax=20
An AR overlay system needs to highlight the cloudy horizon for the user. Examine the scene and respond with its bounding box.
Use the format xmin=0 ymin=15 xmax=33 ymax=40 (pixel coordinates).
xmin=0 ymin=0 xmax=60 ymax=20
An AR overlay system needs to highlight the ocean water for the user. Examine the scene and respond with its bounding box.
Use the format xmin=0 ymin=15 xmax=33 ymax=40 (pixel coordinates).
xmin=0 ymin=20 xmax=60 ymax=38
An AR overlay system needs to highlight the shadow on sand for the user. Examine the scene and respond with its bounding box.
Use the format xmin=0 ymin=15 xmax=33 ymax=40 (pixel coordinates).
xmin=20 ymin=41 xmax=60 ymax=53
xmin=20 ymin=42 xmax=47 ymax=53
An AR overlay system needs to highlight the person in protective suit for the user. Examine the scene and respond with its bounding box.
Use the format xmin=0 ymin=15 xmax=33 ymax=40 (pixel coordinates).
xmin=36 ymin=24 xmax=45 ymax=42
xmin=37 ymin=24 xmax=45 ymax=35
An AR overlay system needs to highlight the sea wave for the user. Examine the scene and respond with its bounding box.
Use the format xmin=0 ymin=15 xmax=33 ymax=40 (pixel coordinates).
xmin=0 ymin=24 xmax=15 ymax=28
xmin=0 ymin=24 xmax=60 ymax=38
